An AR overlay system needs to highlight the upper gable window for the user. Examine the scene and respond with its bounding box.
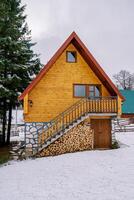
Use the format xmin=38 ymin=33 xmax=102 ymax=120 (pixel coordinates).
xmin=66 ymin=51 xmax=77 ymax=63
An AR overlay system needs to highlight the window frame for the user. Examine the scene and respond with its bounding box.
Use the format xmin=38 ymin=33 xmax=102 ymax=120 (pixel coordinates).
xmin=66 ymin=51 xmax=77 ymax=63
xmin=88 ymin=84 xmax=101 ymax=97
xmin=73 ymin=84 xmax=101 ymax=98
xmin=73 ymin=84 xmax=86 ymax=98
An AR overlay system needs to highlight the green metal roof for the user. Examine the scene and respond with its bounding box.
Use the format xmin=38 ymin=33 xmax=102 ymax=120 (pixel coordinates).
xmin=120 ymin=90 xmax=134 ymax=114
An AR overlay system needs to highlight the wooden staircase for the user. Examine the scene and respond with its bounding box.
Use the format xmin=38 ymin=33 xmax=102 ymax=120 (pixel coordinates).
xmin=36 ymin=96 xmax=117 ymax=154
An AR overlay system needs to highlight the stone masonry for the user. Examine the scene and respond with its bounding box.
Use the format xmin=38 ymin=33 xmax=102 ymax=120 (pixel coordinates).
xmin=25 ymin=122 xmax=47 ymax=155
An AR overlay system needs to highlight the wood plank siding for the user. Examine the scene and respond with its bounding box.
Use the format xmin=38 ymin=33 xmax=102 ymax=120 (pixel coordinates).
xmin=24 ymin=44 xmax=111 ymax=122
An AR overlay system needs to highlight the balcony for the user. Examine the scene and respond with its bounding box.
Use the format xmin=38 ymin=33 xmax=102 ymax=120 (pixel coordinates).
xmin=85 ymin=96 xmax=118 ymax=114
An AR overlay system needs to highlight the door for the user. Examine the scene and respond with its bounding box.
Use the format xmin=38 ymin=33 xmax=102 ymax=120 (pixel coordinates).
xmin=91 ymin=119 xmax=111 ymax=148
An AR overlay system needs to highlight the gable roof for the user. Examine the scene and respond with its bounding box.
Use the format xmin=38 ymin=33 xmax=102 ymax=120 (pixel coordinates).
xmin=19 ymin=31 xmax=124 ymax=100
xmin=120 ymin=90 xmax=134 ymax=114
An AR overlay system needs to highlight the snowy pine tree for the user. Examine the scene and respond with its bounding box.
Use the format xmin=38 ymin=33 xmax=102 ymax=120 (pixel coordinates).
xmin=0 ymin=0 xmax=41 ymax=144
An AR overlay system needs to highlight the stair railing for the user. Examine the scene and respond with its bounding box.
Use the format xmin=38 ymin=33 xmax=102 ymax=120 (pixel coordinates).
xmin=38 ymin=96 xmax=117 ymax=148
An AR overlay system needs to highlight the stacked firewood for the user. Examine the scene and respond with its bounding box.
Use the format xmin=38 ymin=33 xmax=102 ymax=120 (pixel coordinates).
xmin=38 ymin=121 xmax=94 ymax=157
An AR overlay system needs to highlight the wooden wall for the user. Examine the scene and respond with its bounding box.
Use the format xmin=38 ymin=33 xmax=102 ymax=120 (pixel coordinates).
xmin=24 ymin=43 xmax=111 ymax=122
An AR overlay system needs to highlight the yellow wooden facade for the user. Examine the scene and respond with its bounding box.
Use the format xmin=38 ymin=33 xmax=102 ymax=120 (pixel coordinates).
xmin=24 ymin=43 xmax=121 ymax=122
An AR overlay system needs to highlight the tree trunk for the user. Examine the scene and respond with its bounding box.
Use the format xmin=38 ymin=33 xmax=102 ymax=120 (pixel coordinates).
xmin=2 ymin=61 xmax=7 ymax=145
xmin=2 ymin=98 xmax=7 ymax=145
xmin=6 ymin=102 xmax=12 ymax=145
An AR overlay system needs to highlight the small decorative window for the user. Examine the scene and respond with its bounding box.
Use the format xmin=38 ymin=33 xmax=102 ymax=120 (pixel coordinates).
xmin=66 ymin=51 xmax=77 ymax=63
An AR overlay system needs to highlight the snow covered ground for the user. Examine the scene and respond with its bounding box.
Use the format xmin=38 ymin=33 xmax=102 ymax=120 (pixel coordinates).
xmin=0 ymin=132 xmax=134 ymax=200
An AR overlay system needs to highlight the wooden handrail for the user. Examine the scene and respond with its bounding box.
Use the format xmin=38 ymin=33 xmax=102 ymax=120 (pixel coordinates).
xmin=38 ymin=96 xmax=118 ymax=147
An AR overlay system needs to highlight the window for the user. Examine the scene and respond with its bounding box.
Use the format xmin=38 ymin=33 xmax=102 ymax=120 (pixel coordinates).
xmin=66 ymin=51 xmax=77 ymax=63
xmin=89 ymin=85 xmax=100 ymax=97
xmin=89 ymin=86 xmax=94 ymax=97
xmin=74 ymin=84 xmax=101 ymax=98
xmin=74 ymin=85 xmax=86 ymax=97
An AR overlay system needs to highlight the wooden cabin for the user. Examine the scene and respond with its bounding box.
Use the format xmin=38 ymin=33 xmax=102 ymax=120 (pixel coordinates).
xmin=19 ymin=32 xmax=124 ymax=156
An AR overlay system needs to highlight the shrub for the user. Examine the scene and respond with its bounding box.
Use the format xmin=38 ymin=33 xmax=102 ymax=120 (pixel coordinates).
xmin=112 ymin=141 xmax=119 ymax=149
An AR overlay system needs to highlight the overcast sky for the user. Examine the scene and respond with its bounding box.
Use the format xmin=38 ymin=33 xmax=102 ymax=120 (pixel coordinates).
xmin=22 ymin=0 xmax=134 ymax=78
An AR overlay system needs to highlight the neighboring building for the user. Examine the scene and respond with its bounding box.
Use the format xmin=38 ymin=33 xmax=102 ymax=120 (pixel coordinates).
xmin=19 ymin=32 xmax=124 ymax=156
xmin=11 ymin=108 xmax=24 ymax=126
xmin=0 ymin=107 xmax=24 ymax=144
xmin=120 ymin=90 xmax=134 ymax=118
xmin=10 ymin=108 xmax=24 ymax=139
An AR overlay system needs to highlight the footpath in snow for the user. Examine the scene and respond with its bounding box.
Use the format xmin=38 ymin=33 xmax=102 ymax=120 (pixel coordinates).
xmin=0 ymin=132 xmax=134 ymax=200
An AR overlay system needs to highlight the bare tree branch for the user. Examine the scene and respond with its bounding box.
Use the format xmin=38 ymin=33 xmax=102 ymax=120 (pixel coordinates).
xmin=113 ymin=70 xmax=134 ymax=90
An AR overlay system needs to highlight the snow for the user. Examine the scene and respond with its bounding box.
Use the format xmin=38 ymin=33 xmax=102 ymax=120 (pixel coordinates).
xmin=0 ymin=84 xmax=9 ymax=92
xmin=1 ymin=132 xmax=134 ymax=200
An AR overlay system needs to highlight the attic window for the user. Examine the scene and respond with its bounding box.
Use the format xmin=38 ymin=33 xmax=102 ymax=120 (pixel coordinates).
xmin=66 ymin=51 xmax=77 ymax=63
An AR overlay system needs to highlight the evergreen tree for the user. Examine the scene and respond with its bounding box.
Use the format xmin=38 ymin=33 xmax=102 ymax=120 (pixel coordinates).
xmin=0 ymin=0 xmax=41 ymax=145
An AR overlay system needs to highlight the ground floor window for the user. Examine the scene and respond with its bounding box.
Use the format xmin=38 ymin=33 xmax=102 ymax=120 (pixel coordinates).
xmin=73 ymin=84 xmax=101 ymax=98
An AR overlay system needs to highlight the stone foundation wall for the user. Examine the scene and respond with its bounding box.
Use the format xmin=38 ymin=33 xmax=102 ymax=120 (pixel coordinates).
xmin=25 ymin=122 xmax=47 ymax=155
xmin=38 ymin=121 xmax=94 ymax=157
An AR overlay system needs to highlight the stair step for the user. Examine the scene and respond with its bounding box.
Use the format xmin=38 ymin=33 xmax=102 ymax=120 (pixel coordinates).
xmin=46 ymin=140 xmax=51 ymax=145
xmin=57 ymin=132 xmax=62 ymax=135
xmin=12 ymin=147 xmax=19 ymax=151
xmin=37 ymin=106 xmax=90 ymax=154
xmin=82 ymin=114 xmax=86 ymax=116
xmin=51 ymin=138 xmax=56 ymax=142
xmin=57 ymin=132 xmax=62 ymax=136
xmin=47 ymin=138 xmax=51 ymax=143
